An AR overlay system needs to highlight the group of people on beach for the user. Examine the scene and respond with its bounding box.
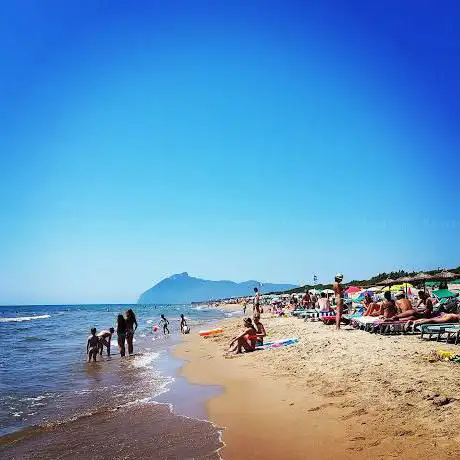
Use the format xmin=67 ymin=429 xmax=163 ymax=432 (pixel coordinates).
xmin=86 ymin=310 xmax=190 ymax=362
xmin=87 ymin=308 xmax=138 ymax=362
xmin=229 ymin=288 xmax=267 ymax=354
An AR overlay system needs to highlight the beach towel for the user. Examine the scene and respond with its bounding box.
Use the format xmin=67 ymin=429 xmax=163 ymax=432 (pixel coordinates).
xmin=256 ymin=337 xmax=298 ymax=350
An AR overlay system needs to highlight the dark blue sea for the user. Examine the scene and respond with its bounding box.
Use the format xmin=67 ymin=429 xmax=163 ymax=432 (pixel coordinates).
xmin=0 ymin=303 xmax=231 ymax=458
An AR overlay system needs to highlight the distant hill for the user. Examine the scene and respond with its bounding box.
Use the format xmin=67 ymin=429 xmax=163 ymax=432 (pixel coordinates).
xmin=137 ymin=272 xmax=297 ymax=304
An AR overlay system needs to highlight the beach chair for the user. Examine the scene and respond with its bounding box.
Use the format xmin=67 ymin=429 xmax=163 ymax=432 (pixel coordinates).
xmin=300 ymin=309 xmax=328 ymax=321
xmin=419 ymin=324 xmax=460 ymax=341
xmin=352 ymin=316 xmax=379 ymax=332
xmin=445 ymin=327 xmax=460 ymax=345
xmin=374 ymin=320 xmax=409 ymax=335
xmin=291 ymin=308 xmax=306 ymax=317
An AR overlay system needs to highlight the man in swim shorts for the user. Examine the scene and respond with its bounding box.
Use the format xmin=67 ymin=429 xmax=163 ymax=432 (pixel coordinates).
xmin=253 ymin=287 xmax=261 ymax=316
xmin=97 ymin=328 xmax=115 ymax=356
xmin=333 ymin=273 xmax=344 ymax=330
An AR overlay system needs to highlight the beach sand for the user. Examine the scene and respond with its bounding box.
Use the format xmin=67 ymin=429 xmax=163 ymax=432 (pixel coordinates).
xmin=175 ymin=314 xmax=460 ymax=459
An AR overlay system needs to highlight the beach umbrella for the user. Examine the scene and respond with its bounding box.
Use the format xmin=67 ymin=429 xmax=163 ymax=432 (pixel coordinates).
xmin=394 ymin=275 xmax=414 ymax=298
xmin=344 ymin=286 xmax=361 ymax=294
xmin=432 ymin=270 xmax=458 ymax=281
xmin=367 ymin=286 xmax=382 ymax=292
xmin=410 ymin=272 xmax=435 ymax=293
xmin=377 ymin=278 xmax=397 ymax=286
xmin=322 ymin=289 xmax=334 ymax=294
xmin=432 ymin=289 xmax=457 ymax=299
xmin=308 ymin=289 xmax=320 ymax=295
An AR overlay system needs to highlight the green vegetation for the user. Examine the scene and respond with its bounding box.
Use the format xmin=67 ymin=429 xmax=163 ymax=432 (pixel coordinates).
xmin=271 ymin=266 xmax=460 ymax=295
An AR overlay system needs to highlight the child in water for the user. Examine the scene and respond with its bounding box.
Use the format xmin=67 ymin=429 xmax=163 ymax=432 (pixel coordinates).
xmin=159 ymin=314 xmax=170 ymax=334
xmin=87 ymin=328 xmax=99 ymax=362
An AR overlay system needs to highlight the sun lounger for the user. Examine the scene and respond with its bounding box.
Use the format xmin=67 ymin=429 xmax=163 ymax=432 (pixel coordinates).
xmin=351 ymin=316 xmax=379 ymax=331
xmin=445 ymin=327 xmax=460 ymax=345
xmin=373 ymin=320 xmax=409 ymax=335
xmin=419 ymin=324 xmax=460 ymax=341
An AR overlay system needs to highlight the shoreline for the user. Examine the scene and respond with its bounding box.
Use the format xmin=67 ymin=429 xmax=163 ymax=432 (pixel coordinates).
xmin=0 ymin=311 xmax=227 ymax=459
xmin=175 ymin=313 xmax=460 ymax=459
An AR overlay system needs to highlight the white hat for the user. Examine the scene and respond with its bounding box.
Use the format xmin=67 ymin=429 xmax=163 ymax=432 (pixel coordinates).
xmin=335 ymin=273 xmax=344 ymax=280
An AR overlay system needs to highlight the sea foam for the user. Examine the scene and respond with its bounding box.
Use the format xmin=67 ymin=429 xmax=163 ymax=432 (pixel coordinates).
xmin=0 ymin=315 xmax=51 ymax=323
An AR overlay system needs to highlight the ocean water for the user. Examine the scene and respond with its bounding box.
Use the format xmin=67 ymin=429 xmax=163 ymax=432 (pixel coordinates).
xmin=0 ymin=303 xmax=227 ymax=441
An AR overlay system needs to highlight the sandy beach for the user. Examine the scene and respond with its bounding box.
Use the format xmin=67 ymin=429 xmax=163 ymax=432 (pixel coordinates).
xmin=175 ymin=312 xmax=460 ymax=459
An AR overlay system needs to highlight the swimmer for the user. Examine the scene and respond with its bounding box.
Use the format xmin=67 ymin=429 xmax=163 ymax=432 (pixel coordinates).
xmin=87 ymin=328 xmax=99 ymax=362
xmin=159 ymin=314 xmax=170 ymax=335
xmin=97 ymin=328 xmax=115 ymax=356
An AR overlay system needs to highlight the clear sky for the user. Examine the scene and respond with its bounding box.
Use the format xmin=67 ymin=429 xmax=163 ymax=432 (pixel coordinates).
xmin=1 ymin=0 xmax=459 ymax=305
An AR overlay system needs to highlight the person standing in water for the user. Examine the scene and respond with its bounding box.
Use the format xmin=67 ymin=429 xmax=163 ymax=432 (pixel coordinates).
xmin=333 ymin=273 xmax=344 ymax=330
xmin=116 ymin=314 xmax=127 ymax=357
xmin=97 ymin=328 xmax=115 ymax=356
xmin=159 ymin=314 xmax=170 ymax=334
xmin=125 ymin=309 xmax=138 ymax=355
xmin=180 ymin=314 xmax=187 ymax=333
xmin=87 ymin=328 xmax=99 ymax=362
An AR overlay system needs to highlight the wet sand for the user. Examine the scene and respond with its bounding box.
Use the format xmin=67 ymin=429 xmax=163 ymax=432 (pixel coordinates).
xmin=175 ymin=314 xmax=460 ymax=459
xmin=0 ymin=403 xmax=223 ymax=460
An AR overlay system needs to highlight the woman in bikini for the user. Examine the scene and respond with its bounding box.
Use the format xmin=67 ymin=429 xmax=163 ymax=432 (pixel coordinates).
xmin=363 ymin=294 xmax=380 ymax=317
xmin=125 ymin=309 xmax=138 ymax=356
xmin=253 ymin=316 xmax=267 ymax=346
xmin=229 ymin=318 xmax=258 ymax=354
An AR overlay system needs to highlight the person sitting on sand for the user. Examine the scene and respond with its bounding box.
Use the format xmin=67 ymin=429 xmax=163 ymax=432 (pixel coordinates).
xmin=379 ymin=291 xmax=398 ymax=319
xmin=363 ymin=294 xmax=381 ymax=317
xmin=253 ymin=315 xmax=266 ymax=346
xmin=229 ymin=318 xmax=258 ymax=354
xmin=87 ymin=328 xmax=99 ymax=362
xmin=97 ymin=328 xmax=115 ymax=356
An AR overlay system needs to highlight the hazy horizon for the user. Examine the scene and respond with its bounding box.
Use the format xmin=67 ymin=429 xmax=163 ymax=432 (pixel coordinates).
xmin=1 ymin=1 xmax=459 ymax=305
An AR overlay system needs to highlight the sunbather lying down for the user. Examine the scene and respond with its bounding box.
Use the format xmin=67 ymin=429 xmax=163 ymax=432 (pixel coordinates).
xmin=405 ymin=313 xmax=460 ymax=331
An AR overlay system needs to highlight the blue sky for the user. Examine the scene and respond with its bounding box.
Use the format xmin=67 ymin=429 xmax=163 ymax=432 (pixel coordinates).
xmin=1 ymin=0 xmax=459 ymax=304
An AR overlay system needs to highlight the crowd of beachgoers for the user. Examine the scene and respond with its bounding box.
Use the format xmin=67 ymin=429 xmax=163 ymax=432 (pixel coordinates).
xmin=218 ymin=271 xmax=460 ymax=354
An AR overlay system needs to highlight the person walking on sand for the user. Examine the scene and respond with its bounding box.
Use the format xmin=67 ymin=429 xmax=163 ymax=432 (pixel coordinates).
xmin=125 ymin=309 xmax=138 ymax=355
xmin=116 ymin=314 xmax=127 ymax=357
xmin=333 ymin=273 xmax=344 ymax=330
xmin=159 ymin=314 xmax=170 ymax=335
xmin=253 ymin=287 xmax=261 ymax=317
xmin=87 ymin=328 xmax=99 ymax=362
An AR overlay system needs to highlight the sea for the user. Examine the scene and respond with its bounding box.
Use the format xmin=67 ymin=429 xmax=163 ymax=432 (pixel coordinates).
xmin=0 ymin=303 xmax=235 ymax=459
